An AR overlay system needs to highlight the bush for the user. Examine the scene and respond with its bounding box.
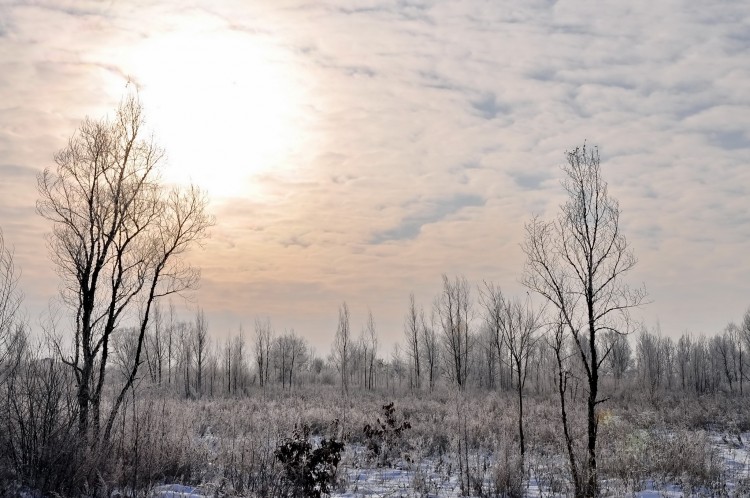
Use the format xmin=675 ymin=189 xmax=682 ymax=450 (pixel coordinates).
xmin=275 ymin=423 xmax=344 ymax=498
xmin=363 ymin=402 xmax=412 ymax=467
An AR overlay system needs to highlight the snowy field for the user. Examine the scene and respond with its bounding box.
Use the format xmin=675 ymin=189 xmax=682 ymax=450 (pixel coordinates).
xmin=148 ymin=431 xmax=750 ymax=497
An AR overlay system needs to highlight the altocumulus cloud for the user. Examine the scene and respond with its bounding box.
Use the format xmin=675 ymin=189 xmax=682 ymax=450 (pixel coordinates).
xmin=0 ymin=0 xmax=749 ymax=349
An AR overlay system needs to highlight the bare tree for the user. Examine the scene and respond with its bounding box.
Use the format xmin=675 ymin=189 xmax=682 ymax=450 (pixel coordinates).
xmin=548 ymin=316 xmax=582 ymax=494
xmin=175 ymin=320 xmax=192 ymax=398
xmin=421 ymin=307 xmax=439 ymax=392
xmin=207 ymin=339 xmax=218 ymax=397
xmin=738 ymin=311 xmax=750 ymax=393
xmin=0 ymin=228 xmax=24 ymax=380
xmin=501 ymin=295 xmax=543 ymax=467
xmin=37 ymin=95 xmax=212 ymax=444
xmin=232 ymin=328 xmax=247 ymax=394
xmin=281 ymin=330 xmax=307 ymax=389
xmin=481 ymin=281 xmax=542 ymax=464
xmin=167 ymin=301 xmax=176 ymax=385
xmin=224 ymin=332 xmax=233 ymax=395
xmin=601 ymin=330 xmax=631 ymax=385
xmin=193 ymin=309 xmax=208 ymax=396
xmin=479 ymin=281 xmax=506 ymax=390
xmin=390 ymin=343 xmax=405 ymax=392
xmin=364 ymin=309 xmax=378 ymax=390
xmin=332 ymin=302 xmax=351 ymax=395
xmin=727 ymin=324 xmax=744 ymax=396
xmin=223 ymin=327 xmax=246 ymax=395
xmin=349 ymin=335 xmax=365 ymax=390
xmin=145 ymin=302 xmax=165 ymax=385
xmin=676 ymin=333 xmax=692 ymax=391
xmin=254 ymin=317 xmax=273 ymax=388
xmin=272 ymin=331 xmax=303 ymax=389
xmin=436 ymin=275 xmax=472 ymax=389
xmin=404 ymin=293 xmax=421 ymax=391
xmin=522 ymin=144 xmax=646 ymax=497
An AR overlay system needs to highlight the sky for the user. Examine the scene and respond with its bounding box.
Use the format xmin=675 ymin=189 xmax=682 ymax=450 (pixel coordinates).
xmin=1 ymin=0 xmax=749 ymax=354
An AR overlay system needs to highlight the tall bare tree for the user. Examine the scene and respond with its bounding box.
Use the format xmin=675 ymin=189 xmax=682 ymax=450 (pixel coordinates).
xmin=37 ymin=95 xmax=212 ymax=444
xmin=522 ymin=144 xmax=646 ymax=497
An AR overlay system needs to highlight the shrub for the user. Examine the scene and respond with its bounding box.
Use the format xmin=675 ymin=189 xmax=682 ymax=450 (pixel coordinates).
xmin=363 ymin=402 xmax=412 ymax=467
xmin=275 ymin=423 xmax=344 ymax=498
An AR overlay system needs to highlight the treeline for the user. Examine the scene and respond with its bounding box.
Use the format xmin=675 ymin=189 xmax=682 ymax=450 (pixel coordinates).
xmin=90 ymin=285 xmax=750 ymax=402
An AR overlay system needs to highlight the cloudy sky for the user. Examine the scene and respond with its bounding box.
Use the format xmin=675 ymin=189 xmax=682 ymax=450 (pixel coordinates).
xmin=1 ymin=0 xmax=749 ymax=353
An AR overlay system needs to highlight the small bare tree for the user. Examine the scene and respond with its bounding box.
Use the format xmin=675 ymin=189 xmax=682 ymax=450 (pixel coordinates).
xmin=37 ymin=95 xmax=212 ymax=445
xmin=522 ymin=144 xmax=646 ymax=497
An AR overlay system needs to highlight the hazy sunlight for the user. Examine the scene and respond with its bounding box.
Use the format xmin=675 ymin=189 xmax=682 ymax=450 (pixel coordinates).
xmin=129 ymin=23 xmax=303 ymax=199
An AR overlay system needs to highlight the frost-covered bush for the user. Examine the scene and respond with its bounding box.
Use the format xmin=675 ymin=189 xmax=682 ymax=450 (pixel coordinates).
xmin=363 ymin=402 xmax=412 ymax=467
xmin=275 ymin=423 xmax=344 ymax=498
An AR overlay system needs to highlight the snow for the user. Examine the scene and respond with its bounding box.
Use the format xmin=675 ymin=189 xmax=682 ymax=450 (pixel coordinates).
xmin=148 ymin=430 xmax=750 ymax=497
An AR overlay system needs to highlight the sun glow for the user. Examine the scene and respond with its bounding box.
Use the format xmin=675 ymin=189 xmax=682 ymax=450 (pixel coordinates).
xmin=128 ymin=22 xmax=303 ymax=199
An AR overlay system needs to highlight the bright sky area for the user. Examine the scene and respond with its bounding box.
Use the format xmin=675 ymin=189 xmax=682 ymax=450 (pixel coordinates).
xmin=1 ymin=0 xmax=749 ymax=354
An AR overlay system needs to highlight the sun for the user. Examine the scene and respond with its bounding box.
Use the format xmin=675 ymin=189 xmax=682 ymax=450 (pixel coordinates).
xmin=127 ymin=21 xmax=303 ymax=199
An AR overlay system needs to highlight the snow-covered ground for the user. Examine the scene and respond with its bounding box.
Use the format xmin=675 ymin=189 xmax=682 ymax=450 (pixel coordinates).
xmin=149 ymin=431 xmax=750 ymax=497
xmin=329 ymin=432 xmax=750 ymax=497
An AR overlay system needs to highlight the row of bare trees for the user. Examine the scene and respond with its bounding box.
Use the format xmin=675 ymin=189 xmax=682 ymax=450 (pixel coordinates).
xmin=131 ymin=306 xmax=314 ymax=397
xmin=636 ymin=319 xmax=750 ymax=396
xmin=128 ymin=293 xmax=750 ymax=405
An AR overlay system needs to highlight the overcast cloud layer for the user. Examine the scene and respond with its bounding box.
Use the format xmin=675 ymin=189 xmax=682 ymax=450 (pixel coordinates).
xmin=1 ymin=0 xmax=749 ymax=352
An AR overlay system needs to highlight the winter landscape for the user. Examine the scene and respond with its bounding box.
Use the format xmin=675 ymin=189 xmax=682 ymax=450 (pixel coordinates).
xmin=1 ymin=1 xmax=749 ymax=497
